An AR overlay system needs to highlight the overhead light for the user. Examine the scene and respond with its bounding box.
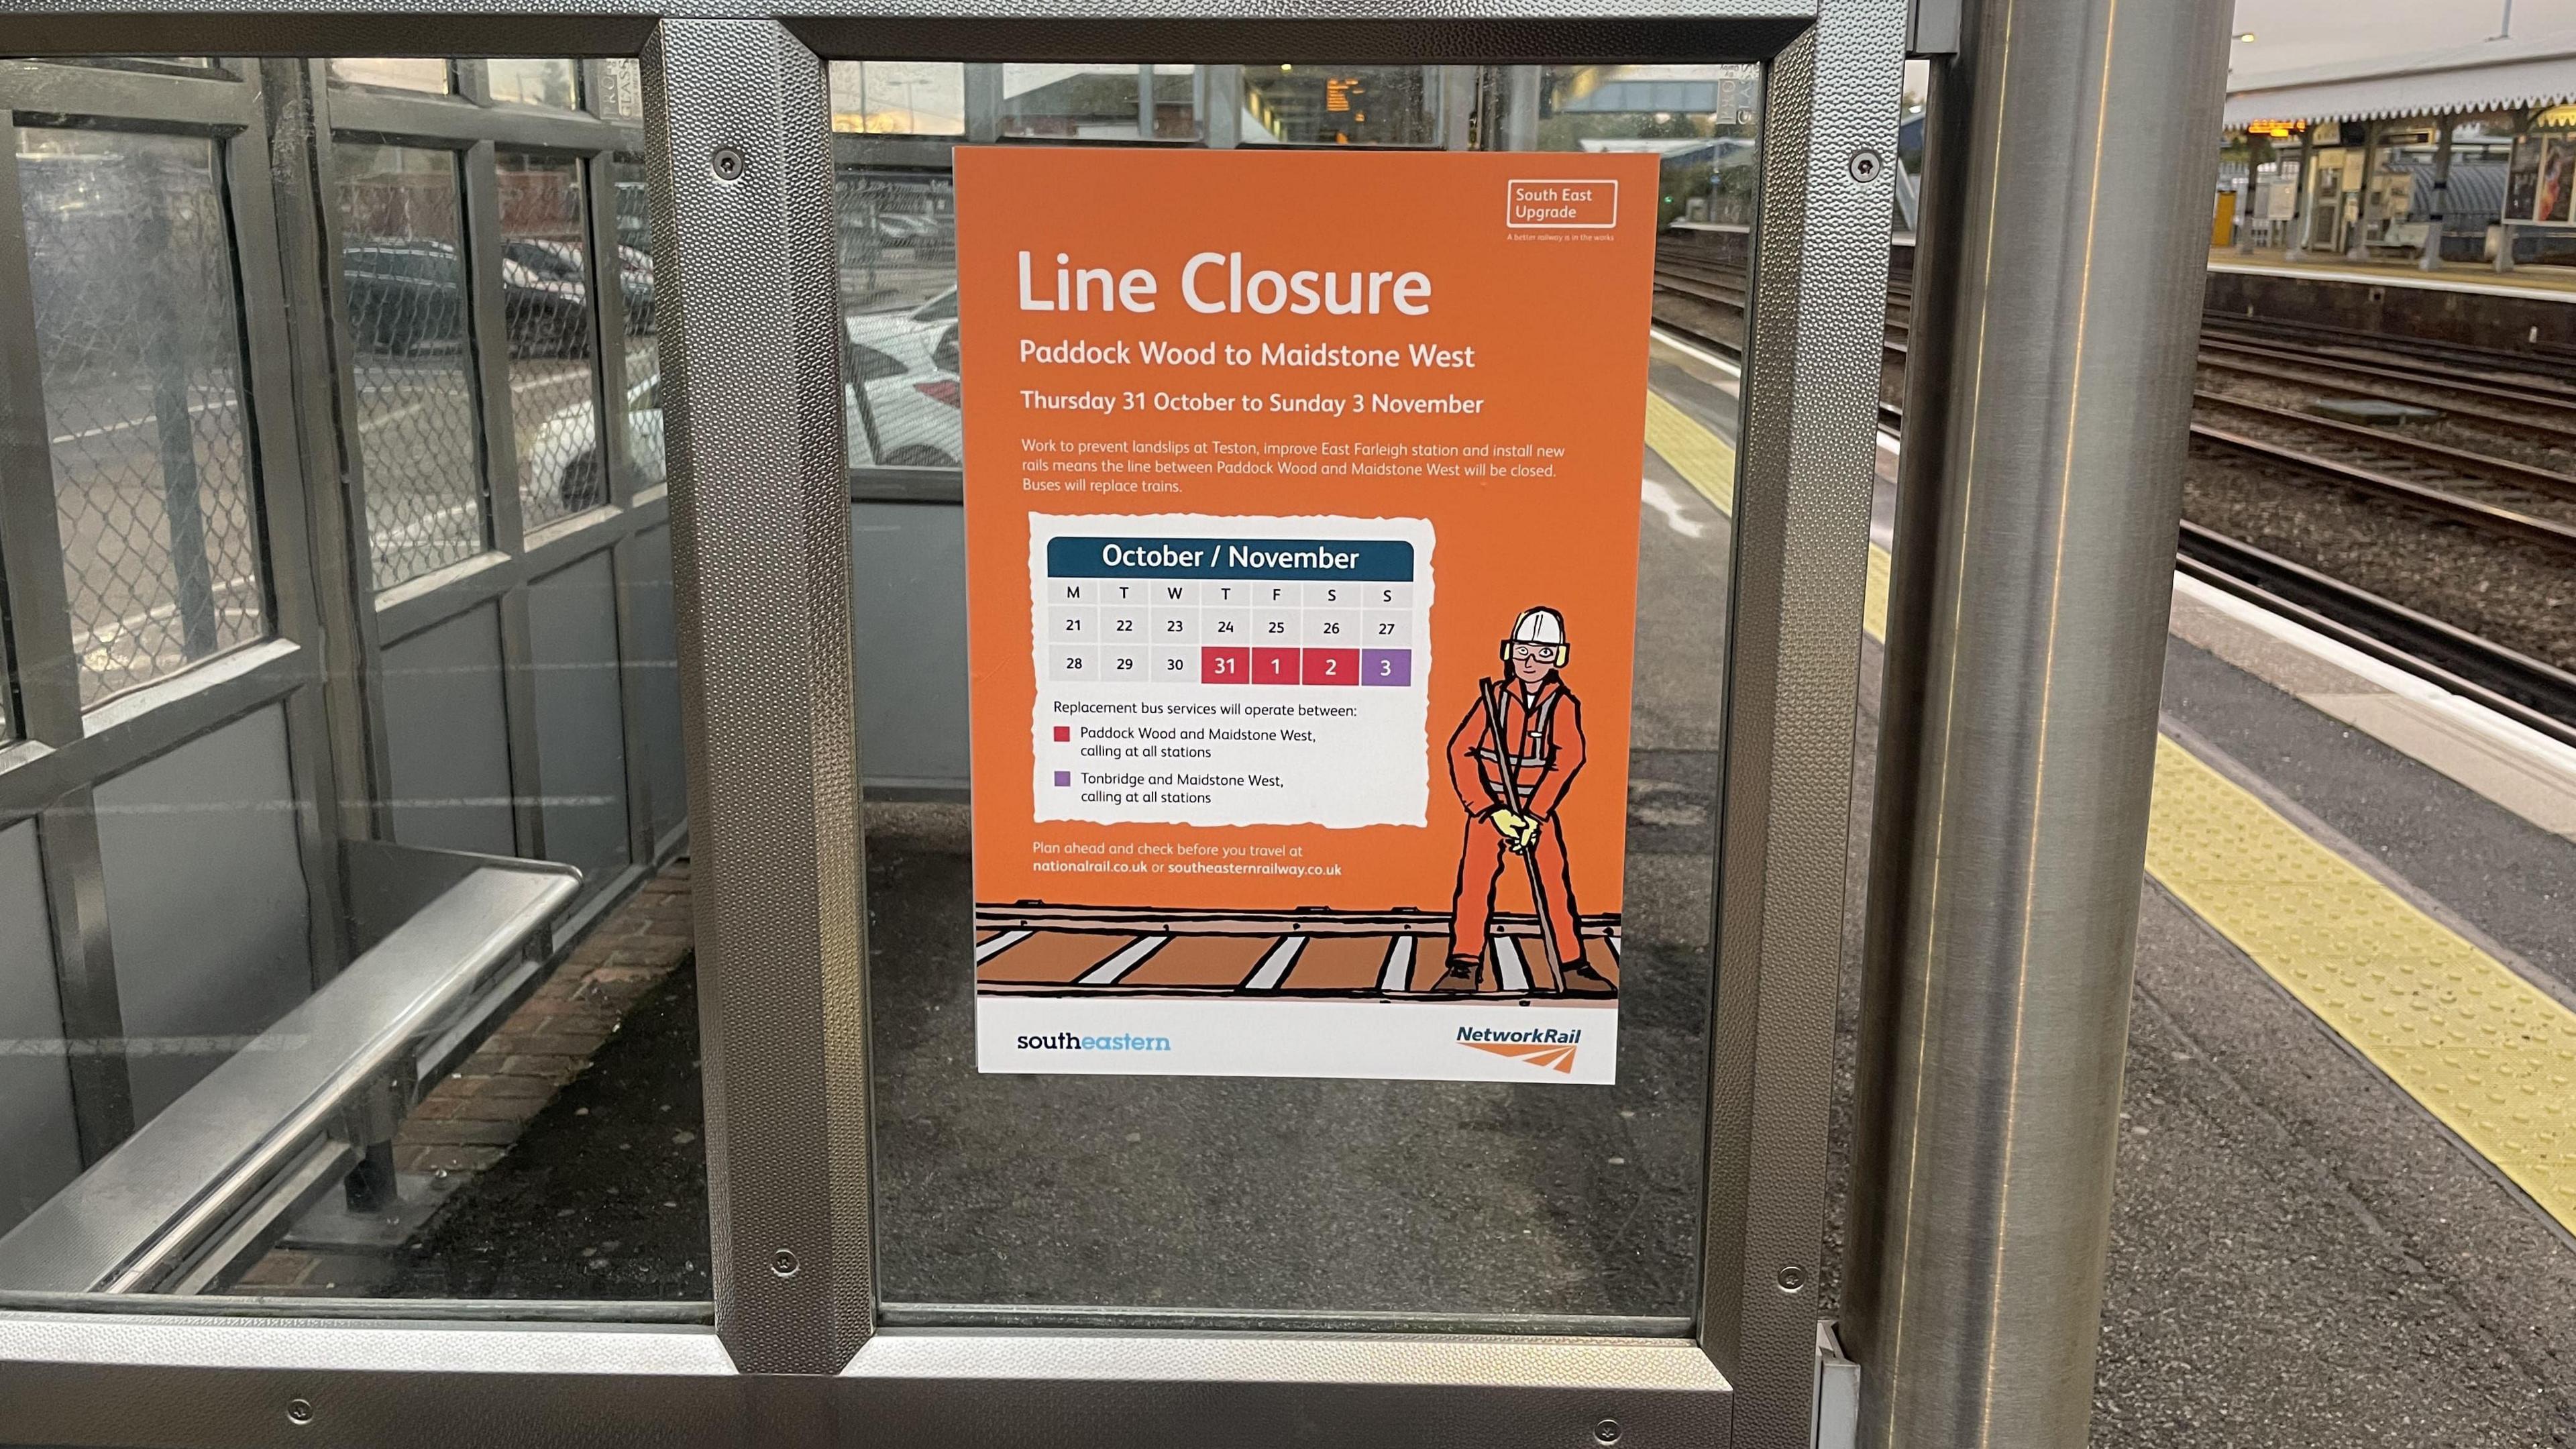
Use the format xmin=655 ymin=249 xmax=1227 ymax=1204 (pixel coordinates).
xmin=2236 ymin=31 xmax=2257 ymax=41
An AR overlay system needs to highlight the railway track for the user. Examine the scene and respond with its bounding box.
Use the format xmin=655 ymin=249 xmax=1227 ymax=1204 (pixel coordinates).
xmin=1648 ymin=272 xmax=2576 ymax=738
xmin=2176 ymin=524 xmax=2576 ymax=751
xmin=1654 ymin=253 xmax=2576 ymax=559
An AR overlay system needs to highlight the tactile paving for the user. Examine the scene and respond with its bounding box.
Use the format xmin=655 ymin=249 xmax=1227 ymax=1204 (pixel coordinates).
xmin=1644 ymin=389 xmax=1737 ymax=517
xmin=2145 ymin=737 xmax=2576 ymax=1230
xmin=1650 ymin=385 xmax=2576 ymax=1233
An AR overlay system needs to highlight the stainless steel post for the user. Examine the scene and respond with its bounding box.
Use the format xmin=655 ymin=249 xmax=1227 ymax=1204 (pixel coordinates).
xmin=2420 ymin=115 xmax=2455 ymax=271
xmin=2345 ymin=117 xmax=2377 ymax=259
xmin=1196 ymin=64 xmax=1242 ymax=148
xmin=2285 ymin=125 xmax=2313 ymax=260
xmin=1842 ymin=0 xmax=2231 ymax=1442
xmin=1489 ymin=66 xmax=1540 ymax=150
xmin=645 ymin=17 xmax=875 ymax=1375
xmin=2498 ymin=108 xmax=2526 ymax=274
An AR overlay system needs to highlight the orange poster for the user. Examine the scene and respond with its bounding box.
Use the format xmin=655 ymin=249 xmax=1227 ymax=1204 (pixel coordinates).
xmin=957 ymin=147 xmax=1659 ymax=1083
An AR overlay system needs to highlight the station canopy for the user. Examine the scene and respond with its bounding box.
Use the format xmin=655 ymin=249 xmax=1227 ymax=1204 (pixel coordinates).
xmin=2226 ymin=28 xmax=2576 ymax=126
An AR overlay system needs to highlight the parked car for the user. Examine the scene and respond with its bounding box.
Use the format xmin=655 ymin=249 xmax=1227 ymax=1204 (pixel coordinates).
xmin=500 ymin=258 xmax=592 ymax=357
xmin=341 ymin=237 xmax=604 ymax=358
xmin=524 ymin=311 xmax=963 ymax=515
xmin=502 ymin=237 xmax=657 ymax=335
xmin=614 ymin=244 xmax=657 ymax=334
xmin=341 ymin=239 xmax=473 ymax=354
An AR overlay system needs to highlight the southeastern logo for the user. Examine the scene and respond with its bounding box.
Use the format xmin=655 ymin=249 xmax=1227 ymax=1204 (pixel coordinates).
xmin=1457 ymin=1024 xmax=1581 ymax=1073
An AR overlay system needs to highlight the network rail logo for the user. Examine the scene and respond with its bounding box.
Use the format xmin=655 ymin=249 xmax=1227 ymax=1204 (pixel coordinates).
xmin=1456 ymin=1024 xmax=1582 ymax=1074
xmin=1016 ymin=1030 xmax=1173 ymax=1053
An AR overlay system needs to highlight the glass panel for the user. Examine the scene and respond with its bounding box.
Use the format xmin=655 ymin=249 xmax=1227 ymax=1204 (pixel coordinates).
xmin=830 ymin=61 xmax=966 ymax=136
xmin=0 ymin=54 xmax=703 ymax=1313
xmin=1244 ymin=65 xmax=1436 ymax=146
xmin=1004 ymin=64 xmax=1196 ymax=140
xmin=826 ymin=54 xmax=961 ymax=472
xmin=19 ymin=127 xmax=267 ymax=707
xmin=608 ymin=153 xmax=662 ymax=491
xmin=335 ymin=142 xmax=487 ymax=588
xmin=1539 ymin=65 xmax=1763 ymax=227
xmin=596 ymin=58 xmax=644 ymax=120
xmin=838 ymin=60 xmax=1748 ymax=1322
xmin=329 ymin=57 xmax=451 ymax=94
xmin=486 ymin=59 xmax=581 ymax=110
xmin=495 ymin=150 xmax=606 ymax=527
xmin=837 ymin=170 xmax=959 ymax=468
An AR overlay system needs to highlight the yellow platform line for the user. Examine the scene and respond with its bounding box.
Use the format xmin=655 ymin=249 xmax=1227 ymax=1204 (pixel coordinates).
xmin=1862 ymin=540 xmax=1891 ymax=641
xmin=1644 ymin=390 xmax=1735 ymax=517
xmin=1645 ymin=392 xmax=2576 ymax=1232
xmin=2147 ymin=739 xmax=2576 ymax=1226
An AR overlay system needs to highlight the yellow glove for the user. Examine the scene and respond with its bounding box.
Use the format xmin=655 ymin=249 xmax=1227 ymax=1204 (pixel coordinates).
xmin=1490 ymin=808 xmax=1538 ymax=851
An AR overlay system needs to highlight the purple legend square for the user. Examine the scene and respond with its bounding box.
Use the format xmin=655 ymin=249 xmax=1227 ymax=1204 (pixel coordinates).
xmin=1053 ymin=770 xmax=1072 ymax=786
xmin=1361 ymin=649 xmax=1411 ymax=687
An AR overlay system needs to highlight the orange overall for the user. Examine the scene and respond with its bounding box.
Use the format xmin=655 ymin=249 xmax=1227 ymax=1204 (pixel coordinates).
xmin=1444 ymin=676 xmax=1586 ymax=971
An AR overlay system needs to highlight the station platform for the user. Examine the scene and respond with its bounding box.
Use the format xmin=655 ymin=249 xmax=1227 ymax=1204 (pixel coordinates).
xmin=1644 ymin=329 xmax=2576 ymax=1444
xmin=2212 ymin=245 xmax=2576 ymax=303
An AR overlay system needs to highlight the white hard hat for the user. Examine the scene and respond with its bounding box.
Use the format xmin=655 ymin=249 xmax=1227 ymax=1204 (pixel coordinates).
xmin=1502 ymin=606 xmax=1569 ymax=665
xmin=1510 ymin=607 xmax=1566 ymax=647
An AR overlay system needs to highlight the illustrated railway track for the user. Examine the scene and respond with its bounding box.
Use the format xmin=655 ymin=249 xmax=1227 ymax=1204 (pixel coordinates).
xmin=1649 ymin=251 xmax=2576 ymax=737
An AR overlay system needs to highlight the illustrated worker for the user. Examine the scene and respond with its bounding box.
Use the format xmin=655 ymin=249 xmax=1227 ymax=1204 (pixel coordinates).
xmin=1437 ymin=606 xmax=1614 ymax=996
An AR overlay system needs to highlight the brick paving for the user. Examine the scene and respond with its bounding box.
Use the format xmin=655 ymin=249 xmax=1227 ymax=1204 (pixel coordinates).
xmin=227 ymin=861 xmax=694 ymax=1293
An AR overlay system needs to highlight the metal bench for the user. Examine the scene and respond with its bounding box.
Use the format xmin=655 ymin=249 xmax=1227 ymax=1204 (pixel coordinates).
xmin=0 ymin=841 xmax=578 ymax=1294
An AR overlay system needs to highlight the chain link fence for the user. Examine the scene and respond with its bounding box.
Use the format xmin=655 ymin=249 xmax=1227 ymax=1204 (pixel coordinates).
xmin=606 ymin=152 xmax=661 ymax=490
xmin=496 ymin=150 xmax=606 ymax=531
xmin=336 ymin=142 xmax=488 ymax=590
xmin=835 ymin=167 xmax=960 ymax=469
xmin=19 ymin=127 xmax=266 ymax=707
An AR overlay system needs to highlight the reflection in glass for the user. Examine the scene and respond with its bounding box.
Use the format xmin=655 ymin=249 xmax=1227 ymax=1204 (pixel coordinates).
xmin=1536 ymin=65 xmax=1762 ymax=228
xmin=1003 ymin=64 xmax=1197 ymax=140
xmin=495 ymin=150 xmax=606 ymax=526
xmin=335 ymin=143 xmax=487 ymax=588
xmin=1244 ymin=65 xmax=1434 ymax=146
xmin=486 ymin=58 xmax=581 ymax=109
xmin=18 ymin=127 xmax=267 ymax=706
xmin=834 ymin=167 xmax=960 ymax=468
xmin=830 ymin=61 xmax=966 ymax=135
xmin=609 ymin=153 xmax=663 ymax=490
xmin=329 ymin=57 xmax=451 ymax=93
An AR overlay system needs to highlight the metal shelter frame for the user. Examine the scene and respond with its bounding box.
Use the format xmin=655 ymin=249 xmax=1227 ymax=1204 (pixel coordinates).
xmin=0 ymin=48 xmax=689 ymax=1249
xmin=0 ymin=0 xmax=2218 ymax=1445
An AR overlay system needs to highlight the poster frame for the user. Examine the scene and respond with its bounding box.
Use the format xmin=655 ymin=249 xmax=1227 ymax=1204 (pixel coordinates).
xmin=0 ymin=5 xmax=1899 ymax=1449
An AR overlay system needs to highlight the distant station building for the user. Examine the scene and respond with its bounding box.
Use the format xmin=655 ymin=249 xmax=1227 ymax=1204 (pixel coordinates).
xmin=2222 ymin=30 xmax=2576 ymax=272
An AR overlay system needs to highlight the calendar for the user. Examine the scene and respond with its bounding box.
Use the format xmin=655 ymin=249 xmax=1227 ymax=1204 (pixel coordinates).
xmin=1027 ymin=512 xmax=1436 ymax=830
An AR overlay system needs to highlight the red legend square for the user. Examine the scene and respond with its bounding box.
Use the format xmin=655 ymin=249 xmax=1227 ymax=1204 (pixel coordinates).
xmin=1052 ymin=726 xmax=1071 ymax=741
xmin=1250 ymin=647 xmax=1300 ymax=685
xmin=1199 ymin=646 xmax=1250 ymax=684
xmin=1301 ymin=648 xmax=1360 ymax=685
